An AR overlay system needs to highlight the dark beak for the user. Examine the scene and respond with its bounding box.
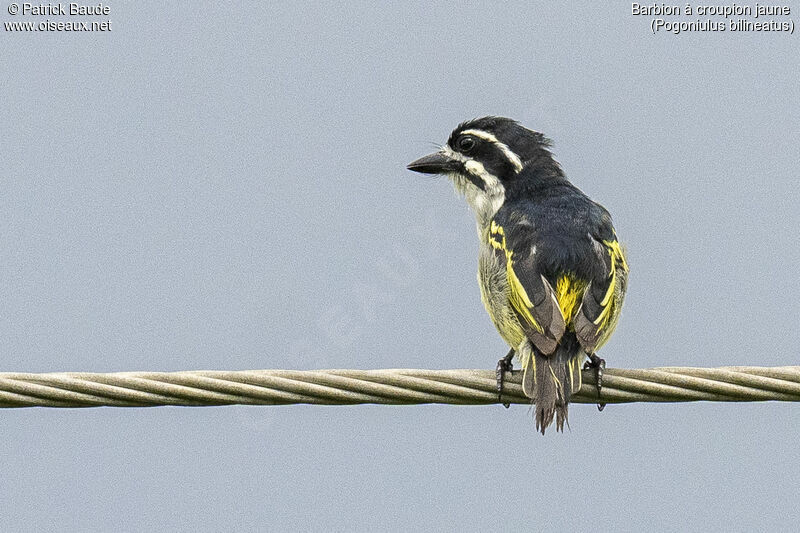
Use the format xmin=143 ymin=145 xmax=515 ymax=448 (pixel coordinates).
xmin=407 ymin=152 xmax=458 ymax=174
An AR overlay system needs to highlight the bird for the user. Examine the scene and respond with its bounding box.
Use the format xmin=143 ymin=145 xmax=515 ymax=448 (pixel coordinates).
xmin=407 ymin=117 xmax=628 ymax=434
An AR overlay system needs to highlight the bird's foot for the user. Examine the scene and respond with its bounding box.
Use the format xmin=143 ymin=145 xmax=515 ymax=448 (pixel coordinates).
xmin=496 ymin=349 xmax=515 ymax=408
xmin=583 ymin=353 xmax=606 ymax=411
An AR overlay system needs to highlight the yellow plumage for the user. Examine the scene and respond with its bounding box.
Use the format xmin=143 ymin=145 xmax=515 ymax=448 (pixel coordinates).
xmin=554 ymin=274 xmax=587 ymax=326
xmin=407 ymin=115 xmax=628 ymax=433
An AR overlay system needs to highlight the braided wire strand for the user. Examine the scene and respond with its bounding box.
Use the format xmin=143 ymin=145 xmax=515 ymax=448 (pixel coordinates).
xmin=0 ymin=366 xmax=798 ymax=408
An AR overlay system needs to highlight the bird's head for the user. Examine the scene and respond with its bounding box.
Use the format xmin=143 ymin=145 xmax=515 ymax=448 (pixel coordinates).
xmin=407 ymin=117 xmax=561 ymax=220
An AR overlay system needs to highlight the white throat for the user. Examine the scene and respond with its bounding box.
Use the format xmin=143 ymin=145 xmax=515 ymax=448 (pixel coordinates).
xmin=445 ymin=155 xmax=506 ymax=230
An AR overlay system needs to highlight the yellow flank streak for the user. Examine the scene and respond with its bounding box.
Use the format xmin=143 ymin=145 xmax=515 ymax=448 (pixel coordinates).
xmin=594 ymin=240 xmax=629 ymax=330
xmin=489 ymin=220 xmax=543 ymax=334
xmin=604 ymin=239 xmax=628 ymax=270
xmin=507 ymin=260 xmax=543 ymax=333
xmin=594 ymin=300 xmax=612 ymax=326
xmin=600 ymin=264 xmax=616 ymax=307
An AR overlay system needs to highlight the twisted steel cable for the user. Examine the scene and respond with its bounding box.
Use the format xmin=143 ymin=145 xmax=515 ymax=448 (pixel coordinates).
xmin=0 ymin=366 xmax=798 ymax=408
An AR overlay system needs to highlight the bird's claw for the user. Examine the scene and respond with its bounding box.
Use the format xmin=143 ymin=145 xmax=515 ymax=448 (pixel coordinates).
xmin=496 ymin=356 xmax=513 ymax=408
xmin=584 ymin=354 xmax=606 ymax=411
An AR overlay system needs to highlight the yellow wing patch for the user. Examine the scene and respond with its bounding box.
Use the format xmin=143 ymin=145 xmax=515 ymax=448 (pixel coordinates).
xmin=489 ymin=221 xmax=544 ymax=334
xmin=491 ymin=220 xmax=590 ymax=333
xmin=593 ymin=239 xmax=628 ymax=331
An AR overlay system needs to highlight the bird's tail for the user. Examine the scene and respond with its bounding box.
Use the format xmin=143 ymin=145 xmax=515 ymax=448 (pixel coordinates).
xmin=521 ymin=336 xmax=583 ymax=434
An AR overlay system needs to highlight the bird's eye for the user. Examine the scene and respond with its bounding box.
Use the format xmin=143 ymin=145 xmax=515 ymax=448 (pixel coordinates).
xmin=458 ymin=136 xmax=476 ymax=152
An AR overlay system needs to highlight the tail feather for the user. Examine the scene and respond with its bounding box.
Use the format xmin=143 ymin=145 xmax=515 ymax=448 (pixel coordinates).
xmin=521 ymin=337 xmax=583 ymax=434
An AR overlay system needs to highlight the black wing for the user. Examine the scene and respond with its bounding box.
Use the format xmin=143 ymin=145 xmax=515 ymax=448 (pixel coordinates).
xmin=488 ymin=217 xmax=565 ymax=355
xmin=573 ymin=210 xmax=629 ymax=353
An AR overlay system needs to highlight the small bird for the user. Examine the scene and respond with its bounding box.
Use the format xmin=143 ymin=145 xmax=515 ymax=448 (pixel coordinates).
xmin=407 ymin=117 xmax=628 ymax=434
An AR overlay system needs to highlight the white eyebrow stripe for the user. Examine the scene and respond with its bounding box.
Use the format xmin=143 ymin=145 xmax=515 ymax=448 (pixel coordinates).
xmin=460 ymin=129 xmax=524 ymax=173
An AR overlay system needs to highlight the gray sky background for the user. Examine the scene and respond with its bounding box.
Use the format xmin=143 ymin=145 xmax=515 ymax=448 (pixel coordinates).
xmin=2 ymin=1 xmax=799 ymax=531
